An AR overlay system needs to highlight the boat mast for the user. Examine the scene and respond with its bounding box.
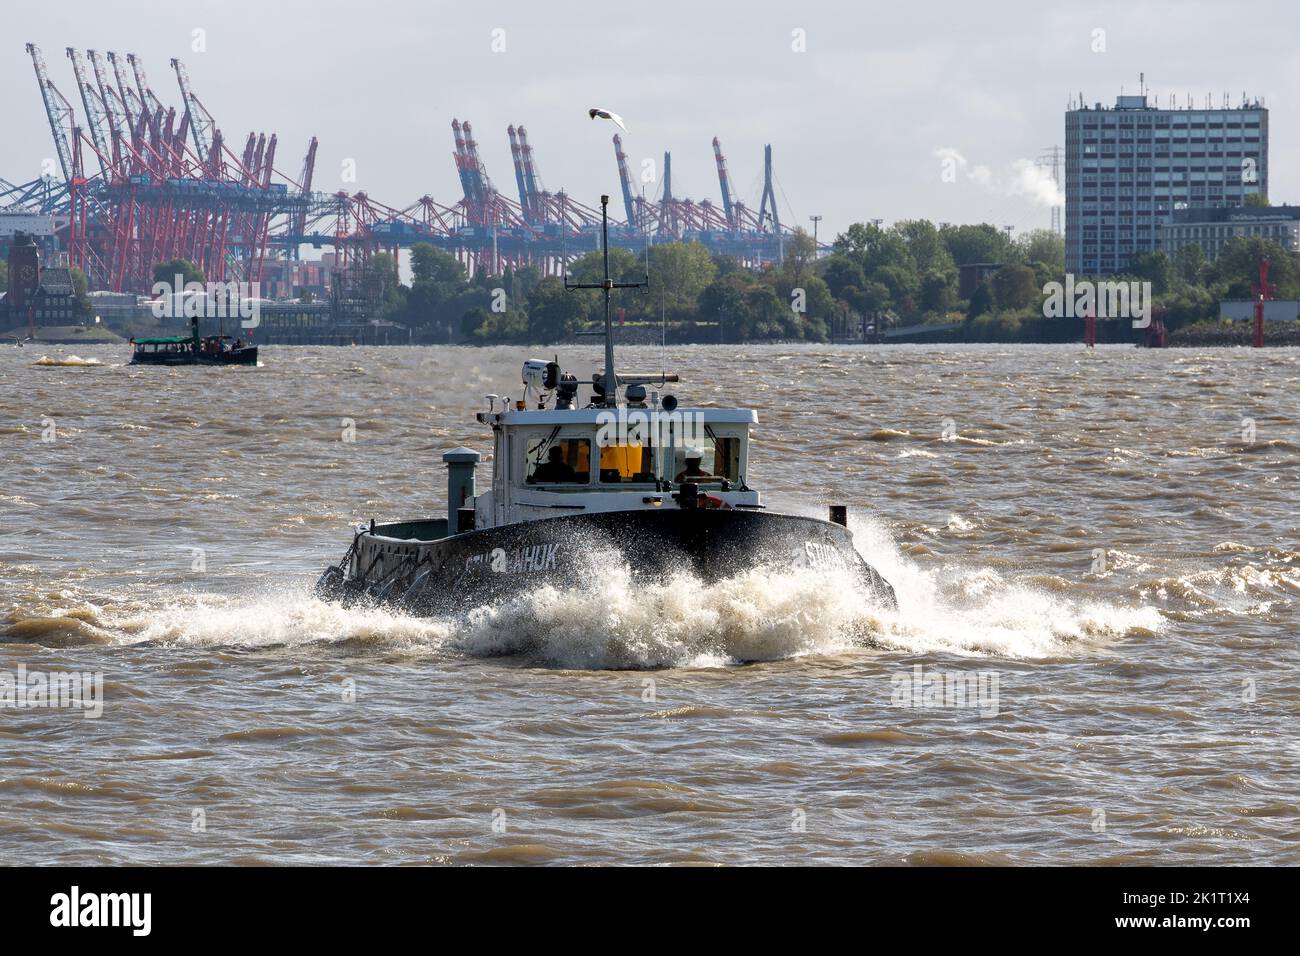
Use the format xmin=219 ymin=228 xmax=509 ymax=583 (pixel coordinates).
xmin=565 ymin=195 xmax=646 ymax=407
xmin=600 ymin=198 xmax=615 ymax=406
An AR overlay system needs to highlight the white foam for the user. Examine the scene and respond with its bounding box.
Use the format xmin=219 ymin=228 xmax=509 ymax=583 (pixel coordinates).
xmin=33 ymin=354 xmax=103 ymax=367
xmin=847 ymin=513 xmax=1163 ymax=658
xmin=453 ymin=564 xmax=881 ymax=669
xmin=81 ymin=516 xmax=1161 ymax=668
xmin=107 ymin=588 xmax=452 ymax=650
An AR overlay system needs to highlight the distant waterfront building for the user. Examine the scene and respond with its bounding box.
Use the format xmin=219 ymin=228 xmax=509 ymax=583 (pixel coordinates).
xmin=86 ymin=290 xmax=151 ymax=329
xmin=1065 ymin=93 xmax=1267 ymax=275
xmin=958 ymin=262 xmax=1002 ymax=299
xmin=1160 ymin=205 xmax=1300 ymax=260
xmin=0 ymin=231 xmax=78 ymax=332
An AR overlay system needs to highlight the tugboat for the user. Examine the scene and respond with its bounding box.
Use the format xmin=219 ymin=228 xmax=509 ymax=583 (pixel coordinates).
xmin=315 ymin=196 xmax=895 ymax=615
xmin=129 ymin=315 xmax=258 ymax=366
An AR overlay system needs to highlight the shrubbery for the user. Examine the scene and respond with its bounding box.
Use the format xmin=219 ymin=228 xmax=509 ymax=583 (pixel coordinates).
xmin=359 ymin=221 xmax=1286 ymax=344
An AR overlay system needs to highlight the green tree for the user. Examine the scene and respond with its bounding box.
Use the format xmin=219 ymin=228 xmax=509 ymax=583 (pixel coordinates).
xmin=893 ymin=219 xmax=956 ymax=275
xmin=919 ymin=269 xmax=955 ymax=314
xmin=468 ymin=265 xmax=498 ymax=290
xmin=799 ymin=274 xmax=836 ymax=333
xmin=0 ymin=259 xmax=8 ymax=294
xmin=834 ymin=222 xmax=917 ymax=277
xmin=1017 ymin=229 xmax=1065 ymax=274
xmin=1173 ymin=244 xmax=1207 ymax=286
xmin=773 ymin=272 xmax=835 ymax=339
xmin=402 ymin=281 xmax=444 ymax=331
xmin=859 ymin=280 xmax=892 ymax=315
xmin=894 ymin=220 xmax=957 ymax=314
xmin=1155 ymin=284 xmax=1217 ymax=330
xmin=709 ymin=253 xmax=743 ymax=279
xmin=152 ymin=258 xmax=205 ymax=288
xmin=460 ymin=305 xmax=526 ymax=343
xmin=648 ymin=241 xmax=716 ymax=313
xmin=779 ymin=228 xmax=817 ymax=283
xmin=1243 ymin=192 xmax=1270 ymax=208
xmin=744 ymin=285 xmax=800 ymax=340
xmin=820 ymin=255 xmax=866 ymax=300
xmin=832 ymin=221 xmax=936 ymax=319
xmin=389 ymin=245 xmax=470 ymax=339
xmin=568 ymin=246 xmax=642 ymax=286
xmin=699 ymin=279 xmax=750 ymax=342
xmin=410 ymin=242 xmax=465 ymax=286
xmin=939 ymin=223 xmax=1016 ymax=267
xmin=800 ymin=277 xmax=832 ymax=332
xmin=511 ymin=265 xmax=543 ymax=302
xmin=874 ymin=263 xmax=919 ymax=312
xmin=460 ymin=306 xmax=491 ymax=338
xmin=991 ymin=264 xmax=1038 ymax=310
xmin=967 ymin=282 xmax=994 ymax=319
xmin=69 ymin=266 xmax=91 ymax=317
xmin=526 ymin=277 xmax=586 ymax=343
xmin=1130 ymin=250 xmax=1174 ymax=294
xmin=1210 ymin=237 xmax=1299 ymax=299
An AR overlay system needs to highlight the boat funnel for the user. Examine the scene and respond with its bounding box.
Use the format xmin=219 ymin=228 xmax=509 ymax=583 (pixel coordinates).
xmin=442 ymin=447 xmax=480 ymax=534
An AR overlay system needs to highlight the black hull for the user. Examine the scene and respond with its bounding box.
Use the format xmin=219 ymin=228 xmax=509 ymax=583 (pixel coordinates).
xmin=130 ymin=347 xmax=258 ymax=366
xmin=317 ymin=508 xmax=896 ymax=614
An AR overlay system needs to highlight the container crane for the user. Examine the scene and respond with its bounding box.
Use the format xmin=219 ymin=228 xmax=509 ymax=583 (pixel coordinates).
xmin=105 ymin=52 xmax=143 ymax=139
xmin=712 ymin=136 xmax=736 ymax=228
xmin=86 ymin=50 xmax=129 ymax=166
xmin=26 ymin=43 xmax=76 ymax=184
xmin=612 ymin=134 xmax=636 ymax=228
xmin=290 ymin=137 xmax=318 ymax=246
xmin=170 ymin=57 xmax=217 ymax=163
xmin=126 ymin=53 xmax=165 ymax=117
xmin=507 ymin=125 xmax=532 ymax=221
xmin=517 ymin=126 xmax=543 ymax=222
xmin=66 ymin=48 xmax=110 ymax=176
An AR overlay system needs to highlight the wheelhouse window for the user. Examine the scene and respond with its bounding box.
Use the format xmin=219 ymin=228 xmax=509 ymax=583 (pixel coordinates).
xmin=525 ymin=435 xmax=590 ymax=485
xmin=711 ymin=435 xmax=742 ymax=480
xmin=670 ymin=431 xmax=743 ymax=483
xmin=599 ymin=444 xmax=655 ymax=484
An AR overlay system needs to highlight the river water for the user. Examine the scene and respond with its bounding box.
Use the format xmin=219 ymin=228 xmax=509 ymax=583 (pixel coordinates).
xmin=0 ymin=343 xmax=1296 ymax=865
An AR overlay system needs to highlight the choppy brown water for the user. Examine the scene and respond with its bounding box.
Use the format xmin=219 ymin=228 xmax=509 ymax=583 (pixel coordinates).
xmin=1 ymin=343 xmax=1296 ymax=865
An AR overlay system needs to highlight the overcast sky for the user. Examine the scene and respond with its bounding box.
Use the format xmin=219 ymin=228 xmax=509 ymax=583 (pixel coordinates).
xmin=6 ymin=0 xmax=1300 ymax=244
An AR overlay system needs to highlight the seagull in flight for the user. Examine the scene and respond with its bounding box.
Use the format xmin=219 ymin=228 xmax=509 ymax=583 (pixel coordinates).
xmin=588 ymin=107 xmax=627 ymax=132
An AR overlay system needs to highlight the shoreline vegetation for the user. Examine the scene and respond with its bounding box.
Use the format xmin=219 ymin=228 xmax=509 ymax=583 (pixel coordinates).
xmin=6 ymin=218 xmax=1298 ymax=347
xmin=350 ymin=219 xmax=1300 ymax=347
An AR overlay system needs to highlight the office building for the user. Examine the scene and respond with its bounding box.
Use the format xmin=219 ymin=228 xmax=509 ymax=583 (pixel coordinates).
xmin=1065 ymin=93 xmax=1267 ymax=274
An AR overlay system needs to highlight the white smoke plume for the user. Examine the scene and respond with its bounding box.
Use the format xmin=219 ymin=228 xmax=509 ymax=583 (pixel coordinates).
xmin=935 ymin=147 xmax=1064 ymax=208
